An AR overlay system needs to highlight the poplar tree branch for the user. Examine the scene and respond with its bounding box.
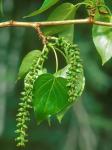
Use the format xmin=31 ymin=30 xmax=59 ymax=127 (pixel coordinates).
xmin=0 ymin=18 xmax=112 ymax=29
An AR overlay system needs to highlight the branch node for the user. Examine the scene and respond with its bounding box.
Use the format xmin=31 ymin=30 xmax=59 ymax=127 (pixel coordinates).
xmin=88 ymin=17 xmax=94 ymax=24
xmin=10 ymin=20 xmax=14 ymax=26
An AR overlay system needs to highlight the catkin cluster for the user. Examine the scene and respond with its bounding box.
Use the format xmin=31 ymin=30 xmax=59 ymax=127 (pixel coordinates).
xmin=15 ymin=45 xmax=49 ymax=146
xmin=15 ymin=36 xmax=85 ymax=147
xmin=48 ymin=37 xmax=85 ymax=102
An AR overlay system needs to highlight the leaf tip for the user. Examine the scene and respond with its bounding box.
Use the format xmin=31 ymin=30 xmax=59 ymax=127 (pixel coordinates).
xmin=56 ymin=115 xmax=63 ymax=124
xmin=101 ymin=57 xmax=111 ymax=66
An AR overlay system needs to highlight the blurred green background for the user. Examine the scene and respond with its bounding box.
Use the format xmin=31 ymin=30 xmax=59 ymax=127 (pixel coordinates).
xmin=0 ymin=0 xmax=112 ymax=150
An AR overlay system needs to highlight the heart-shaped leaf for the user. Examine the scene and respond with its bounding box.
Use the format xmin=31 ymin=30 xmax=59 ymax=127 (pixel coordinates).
xmin=43 ymin=3 xmax=76 ymax=35
xmin=92 ymin=14 xmax=112 ymax=64
xmin=17 ymin=50 xmax=41 ymax=80
xmin=24 ymin=0 xmax=59 ymax=18
xmin=32 ymin=73 xmax=70 ymax=124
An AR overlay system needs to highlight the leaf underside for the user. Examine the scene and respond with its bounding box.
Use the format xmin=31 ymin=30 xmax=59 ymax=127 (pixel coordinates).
xmin=92 ymin=13 xmax=112 ymax=65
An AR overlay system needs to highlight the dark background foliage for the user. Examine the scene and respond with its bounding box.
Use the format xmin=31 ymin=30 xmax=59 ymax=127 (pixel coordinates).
xmin=0 ymin=0 xmax=112 ymax=150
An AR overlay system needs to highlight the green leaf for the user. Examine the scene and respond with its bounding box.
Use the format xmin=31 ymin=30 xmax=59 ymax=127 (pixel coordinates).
xmin=32 ymin=73 xmax=70 ymax=124
xmin=55 ymin=65 xmax=84 ymax=123
xmin=54 ymin=65 xmax=69 ymax=78
xmin=55 ymin=65 xmax=85 ymax=97
xmin=92 ymin=14 xmax=112 ymax=64
xmin=58 ymin=5 xmax=75 ymax=43
xmin=24 ymin=0 xmax=59 ymax=18
xmin=58 ymin=25 xmax=74 ymax=43
xmin=17 ymin=50 xmax=41 ymax=80
xmin=43 ymin=3 xmax=76 ymax=35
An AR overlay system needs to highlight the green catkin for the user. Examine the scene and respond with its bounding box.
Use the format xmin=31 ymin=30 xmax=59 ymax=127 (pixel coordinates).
xmin=47 ymin=37 xmax=85 ymax=102
xmin=15 ymin=36 xmax=85 ymax=146
xmin=15 ymin=45 xmax=49 ymax=146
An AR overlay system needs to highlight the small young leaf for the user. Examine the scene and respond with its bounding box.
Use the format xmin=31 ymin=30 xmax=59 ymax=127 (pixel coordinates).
xmin=17 ymin=50 xmax=41 ymax=80
xmin=43 ymin=3 xmax=76 ymax=35
xmin=55 ymin=65 xmax=85 ymax=97
xmin=32 ymin=73 xmax=70 ymax=124
xmin=54 ymin=65 xmax=69 ymax=78
xmin=24 ymin=0 xmax=59 ymax=18
xmin=92 ymin=14 xmax=112 ymax=64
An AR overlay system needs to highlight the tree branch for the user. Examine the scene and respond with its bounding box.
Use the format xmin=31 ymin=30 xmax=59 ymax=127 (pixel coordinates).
xmin=0 ymin=18 xmax=112 ymax=29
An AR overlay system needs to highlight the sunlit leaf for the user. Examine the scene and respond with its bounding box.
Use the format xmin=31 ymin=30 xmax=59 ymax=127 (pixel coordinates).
xmin=92 ymin=14 xmax=112 ymax=64
xmin=17 ymin=50 xmax=41 ymax=80
xmin=32 ymin=73 xmax=70 ymax=124
xmin=55 ymin=64 xmax=85 ymax=97
xmin=54 ymin=65 xmax=69 ymax=78
xmin=24 ymin=0 xmax=59 ymax=18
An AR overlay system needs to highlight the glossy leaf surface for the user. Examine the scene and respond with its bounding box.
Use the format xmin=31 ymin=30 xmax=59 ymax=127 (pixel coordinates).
xmin=33 ymin=73 xmax=70 ymax=124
